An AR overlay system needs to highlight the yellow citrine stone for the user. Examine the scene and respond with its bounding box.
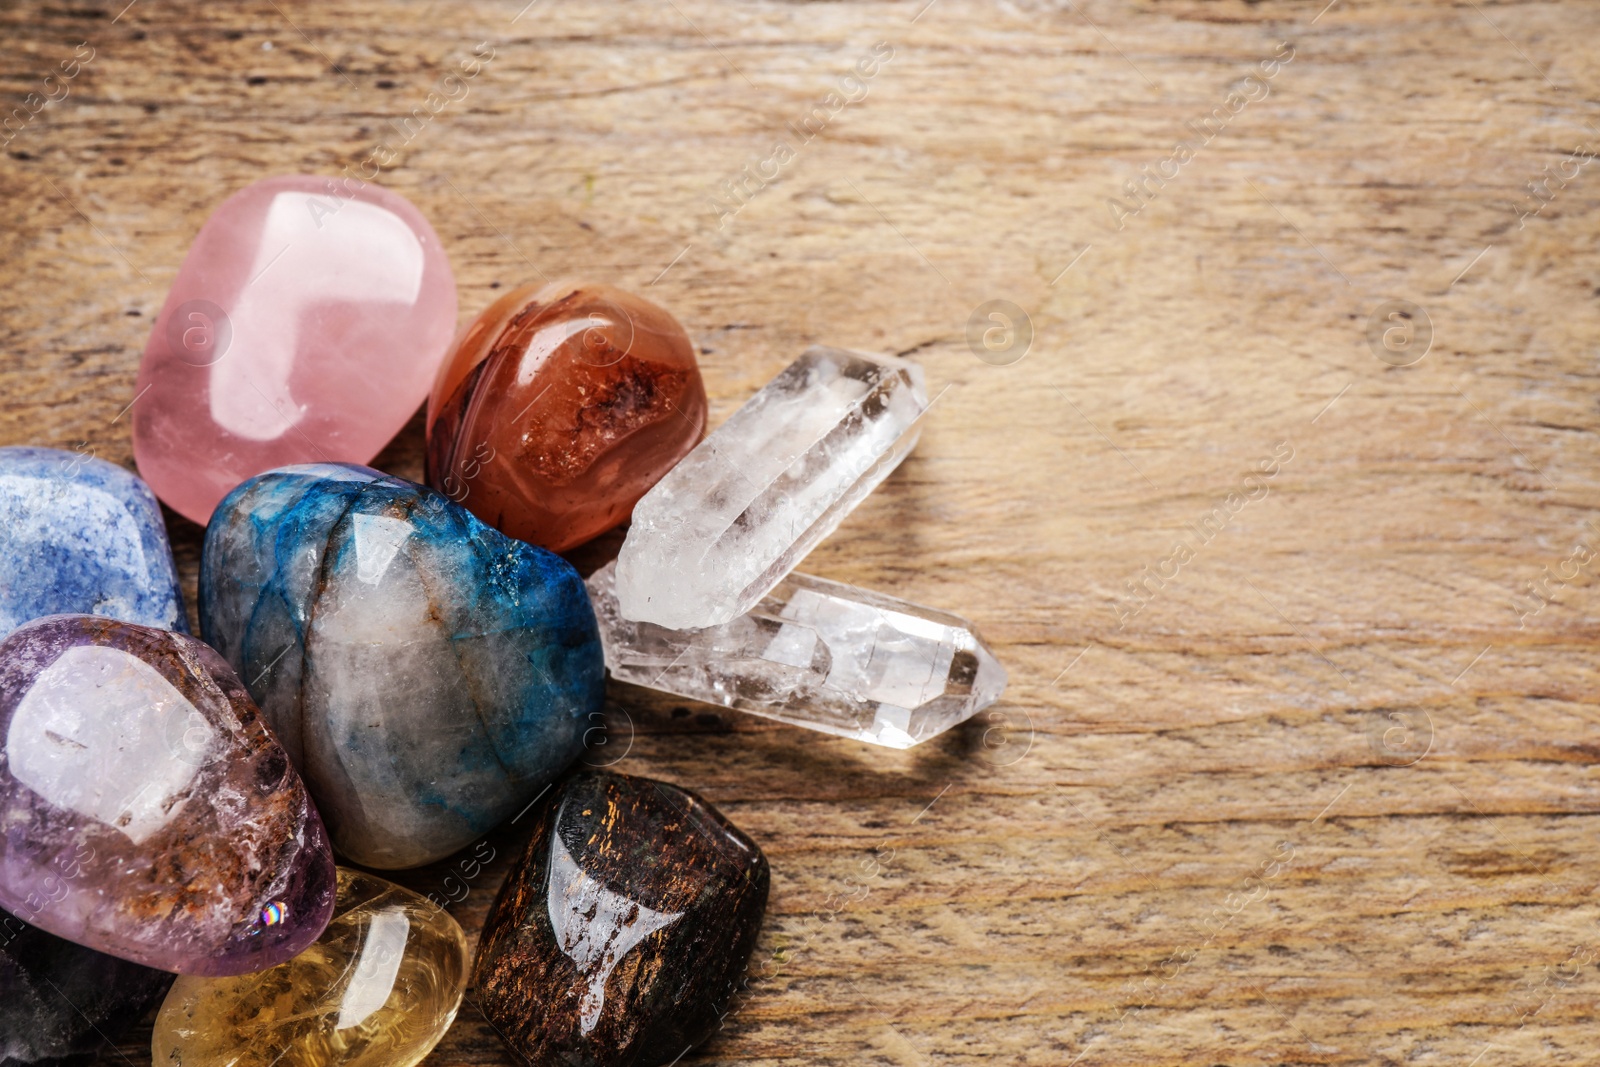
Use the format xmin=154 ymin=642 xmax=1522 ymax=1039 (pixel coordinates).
xmin=152 ymin=868 xmax=468 ymax=1067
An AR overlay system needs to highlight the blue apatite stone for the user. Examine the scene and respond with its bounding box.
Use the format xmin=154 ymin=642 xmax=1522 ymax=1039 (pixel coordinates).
xmin=0 ymin=446 xmax=186 ymax=638
xmin=199 ymin=463 xmax=604 ymax=869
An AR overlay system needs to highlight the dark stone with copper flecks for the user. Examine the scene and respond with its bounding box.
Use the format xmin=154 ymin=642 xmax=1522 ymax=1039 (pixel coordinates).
xmin=473 ymin=771 xmax=769 ymax=1067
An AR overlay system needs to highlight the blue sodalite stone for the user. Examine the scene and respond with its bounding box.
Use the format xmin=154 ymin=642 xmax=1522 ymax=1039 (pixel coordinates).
xmin=199 ymin=463 xmax=604 ymax=869
xmin=0 ymin=446 xmax=186 ymax=638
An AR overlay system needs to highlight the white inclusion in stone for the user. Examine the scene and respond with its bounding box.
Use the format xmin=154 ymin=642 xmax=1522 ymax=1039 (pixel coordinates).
xmin=588 ymin=562 xmax=1007 ymax=749
xmin=546 ymin=832 xmax=682 ymax=1035
xmin=335 ymin=908 xmax=411 ymax=1030
xmin=351 ymin=512 xmax=411 ymax=585
xmin=6 ymin=645 xmax=216 ymax=844
xmin=613 ymin=346 xmax=927 ymax=629
xmin=306 ymin=516 xmax=467 ymax=867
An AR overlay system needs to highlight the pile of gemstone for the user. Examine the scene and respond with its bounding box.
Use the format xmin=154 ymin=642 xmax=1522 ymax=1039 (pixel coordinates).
xmin=0 ymin=176 xmax=1005 ymax=1066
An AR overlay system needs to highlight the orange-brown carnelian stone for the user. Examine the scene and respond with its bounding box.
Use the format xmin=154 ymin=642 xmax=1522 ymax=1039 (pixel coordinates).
xmin=425 ymin=282 xmax=707 ymax=552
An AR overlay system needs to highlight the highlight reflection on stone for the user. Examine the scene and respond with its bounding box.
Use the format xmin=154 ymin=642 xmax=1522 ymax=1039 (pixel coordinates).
xmin=153 ymin=870 xmax=468 ymax=1067
xmin=588 ymin=561 xmax=1007 ymax=748
xmin=0 ymin=911 xmax=174 ymax=1066
xmin=0 ymin=447 xmax=186 ymax=639
xmin=427 ymin=281 xmax=707 ymax=552
xmin=132 ymin=175 xmax=458 ymax=524
xmin=200 ymin=464 xmax=605 ymax=869
xmin=614 ymin=346 xmax=927 ymax=630
xmin=474 ymin=771 xmax=768 ymax=1067
xmin=0 ymin=615 xmax=335 ymax=976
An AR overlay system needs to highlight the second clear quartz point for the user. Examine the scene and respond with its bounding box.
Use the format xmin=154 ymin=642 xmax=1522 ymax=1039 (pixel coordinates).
xmin=587 ymin=561 xmax=1006 ymax=749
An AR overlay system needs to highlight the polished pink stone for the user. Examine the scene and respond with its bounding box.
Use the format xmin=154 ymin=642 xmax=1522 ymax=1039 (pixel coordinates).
xmin=132 ymin=176 xmax=457 ymax=524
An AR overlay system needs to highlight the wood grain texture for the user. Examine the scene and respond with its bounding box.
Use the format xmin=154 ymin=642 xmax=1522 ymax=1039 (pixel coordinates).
xmin=3 ymin=0 xmax=1600 ymax=1063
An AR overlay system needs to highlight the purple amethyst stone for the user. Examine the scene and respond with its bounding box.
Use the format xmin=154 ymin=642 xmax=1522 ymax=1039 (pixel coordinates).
xmin=0 ymin=614 xmax=335 ymax=976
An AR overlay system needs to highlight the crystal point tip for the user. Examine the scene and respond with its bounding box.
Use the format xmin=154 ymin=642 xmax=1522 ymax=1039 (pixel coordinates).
xmin=613 ymin=345 xmax=928 ymax=630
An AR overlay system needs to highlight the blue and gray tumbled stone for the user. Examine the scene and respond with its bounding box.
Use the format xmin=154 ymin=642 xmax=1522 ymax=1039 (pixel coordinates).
xmin=0 ymin=446 xmax=186 ymax=638
xmin=199 ymin=463 xmax=605 ymax=870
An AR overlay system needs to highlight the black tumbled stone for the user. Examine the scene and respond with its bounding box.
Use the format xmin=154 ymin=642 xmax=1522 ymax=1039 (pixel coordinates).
xmin=0 ymin=910 xmax=174 ymax=1066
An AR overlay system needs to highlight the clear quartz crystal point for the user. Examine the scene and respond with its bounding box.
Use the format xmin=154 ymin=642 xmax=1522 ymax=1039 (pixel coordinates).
xmin=588 ymin=561 xmax=1007 ymax=749
xmin=613 ymin=346 xmax=928 ymax=629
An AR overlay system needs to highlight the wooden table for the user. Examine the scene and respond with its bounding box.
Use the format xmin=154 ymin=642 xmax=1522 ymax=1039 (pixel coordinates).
xmin=4 ymin=0 xmax=1600 ymax=1062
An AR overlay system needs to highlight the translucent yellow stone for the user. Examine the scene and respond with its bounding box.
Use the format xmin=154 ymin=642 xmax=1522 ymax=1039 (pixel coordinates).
xmin=152 ymin=869 xmax=468 ymax=1067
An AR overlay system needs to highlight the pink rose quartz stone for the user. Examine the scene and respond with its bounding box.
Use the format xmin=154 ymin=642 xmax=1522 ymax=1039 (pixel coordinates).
xmin=131 ymin=175 xmax=458 ymax=524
